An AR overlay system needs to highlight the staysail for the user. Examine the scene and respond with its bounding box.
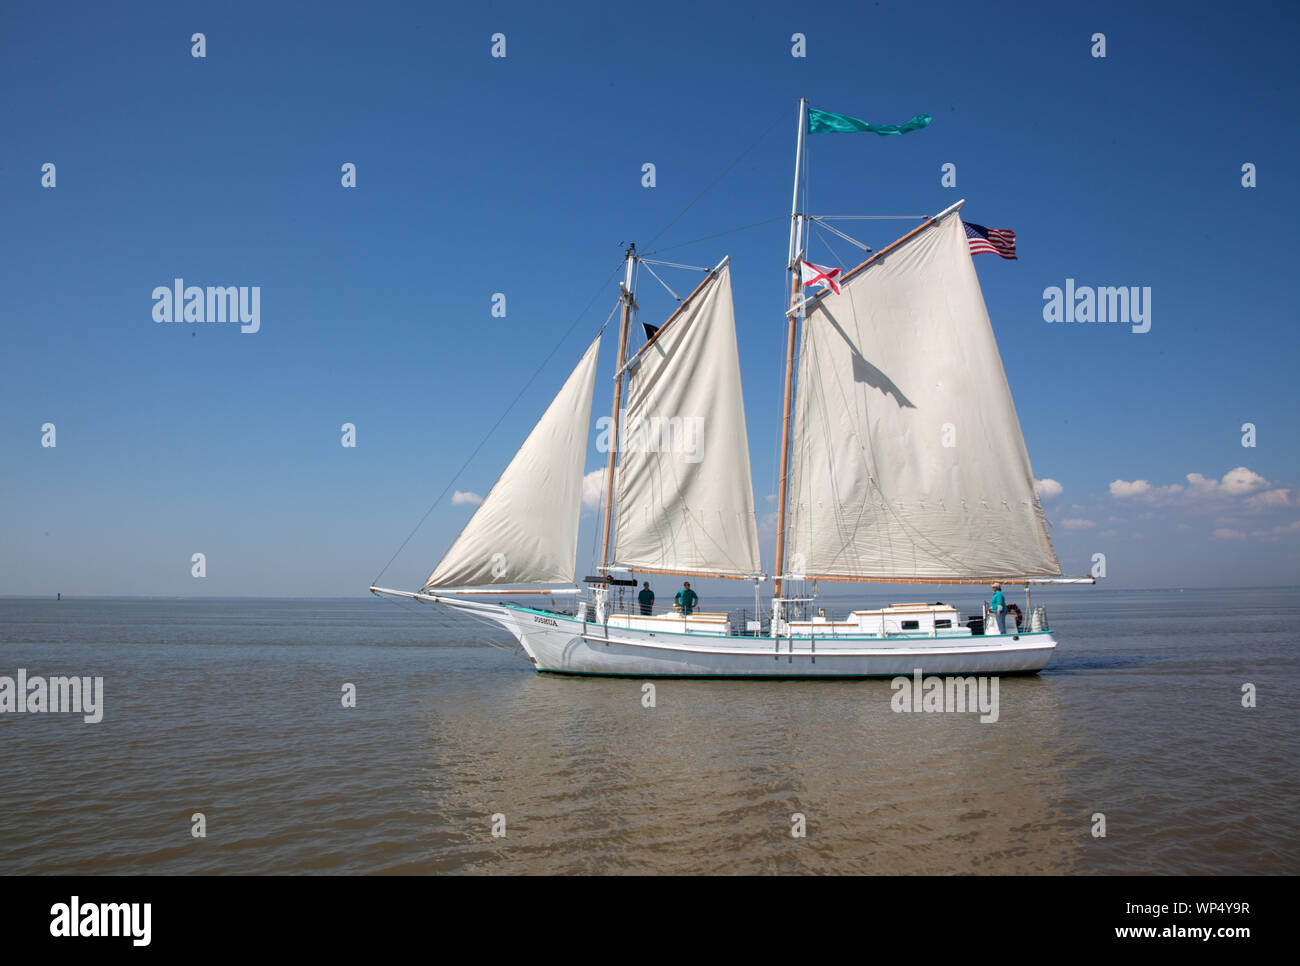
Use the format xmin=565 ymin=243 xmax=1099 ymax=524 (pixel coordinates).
xmin=613 ymin=262 xmax=762 ymax=577
xmin=424 ymin=336 xmax=601 ymax=588
xmin=784 ymin=205 xmax=1061 ymax=580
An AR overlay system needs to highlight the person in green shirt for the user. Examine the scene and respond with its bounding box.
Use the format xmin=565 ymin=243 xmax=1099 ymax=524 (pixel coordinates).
xmin=990 ymin=582 xmax=1006 ymax=634
xmin=638 ymin=582 xmax=655 ymax=615
xmin=675 ymin=581 xmax=699 ymax=616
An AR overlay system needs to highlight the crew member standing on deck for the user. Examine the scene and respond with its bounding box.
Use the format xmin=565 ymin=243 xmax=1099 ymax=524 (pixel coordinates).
xmin=675 ymin=581 xmax=698 ymax=616
xmin=990 ymin=582 xmax=1007 ymax=634
xmin=638 ymin=582 xmax=655 ymax=615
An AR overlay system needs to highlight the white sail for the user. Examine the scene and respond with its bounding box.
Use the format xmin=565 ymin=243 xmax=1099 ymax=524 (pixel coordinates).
xmin=785 ymin=207 xmax=1061 ymax=579
xmin=613 ymin=263 xmax=762 ymax=577
xmin=424 ymin=336 xmax=601 ymax=588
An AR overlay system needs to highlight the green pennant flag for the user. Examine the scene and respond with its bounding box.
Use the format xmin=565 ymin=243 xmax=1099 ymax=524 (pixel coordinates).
xmin=808 ymin=108 xmax=932 ymax=135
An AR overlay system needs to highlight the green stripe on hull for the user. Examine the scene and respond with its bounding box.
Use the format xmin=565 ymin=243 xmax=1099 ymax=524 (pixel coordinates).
xmin=534 ymin=667 xmax=1047 ymax=680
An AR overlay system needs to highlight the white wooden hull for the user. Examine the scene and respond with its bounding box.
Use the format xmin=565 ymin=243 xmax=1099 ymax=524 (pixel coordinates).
xmin=430 ymin=595 xmax=1056 ymax=677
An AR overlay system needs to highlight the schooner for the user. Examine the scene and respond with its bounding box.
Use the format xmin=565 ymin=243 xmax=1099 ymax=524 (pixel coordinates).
xmin=372 ymin=99 xmax=1092 ymax=676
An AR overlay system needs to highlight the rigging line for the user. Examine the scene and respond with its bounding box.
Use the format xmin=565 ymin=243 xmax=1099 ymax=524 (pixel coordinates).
xmin=639 ymin=215 xmax=788 ymax=257
xmin=596 ymin=295 xmax=623 ymax=333
xmin=812 ymin=214 xmax=931 ymax=220
xmin=406 ymin=593 xmax=533 ymax=647
xmin=590 ymin=450 xmax=615 ymax=573
xmin=639 ymin=260 xmax=681 ymax=302
xmin=379 ymin=593 xmax=488 ymax=641
xmin=641 ymin=108 xmax=787 ymax=251
xmin=809 ymin=218 xmax=871 ymax=253
xmin=588 ymin=477 xmax=606 ymax=573
xmin=808 ymin=224 xmax=829 ymax=265
xmin=372 ymin=264 xmax=626 ymax=586
xmin=639 ymin=258 xmax=711 ymax=272
xmin=810 ymin=226 xmax=848 ymax=276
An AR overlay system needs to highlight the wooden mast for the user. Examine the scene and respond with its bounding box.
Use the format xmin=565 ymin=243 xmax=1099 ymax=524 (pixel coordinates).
xmin=599 ymin=244 xmax=636 ymax=575
xmin=773 ymin=98 xmax=807 ymax=603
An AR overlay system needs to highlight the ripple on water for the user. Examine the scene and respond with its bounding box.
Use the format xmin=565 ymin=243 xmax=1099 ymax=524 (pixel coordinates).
xmin=0 ymin=592 xmax=1296 ymax=874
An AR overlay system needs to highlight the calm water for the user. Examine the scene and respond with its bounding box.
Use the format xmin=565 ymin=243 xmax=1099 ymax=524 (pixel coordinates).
xmin=0 ymin=588 xmax=1296 ymax=874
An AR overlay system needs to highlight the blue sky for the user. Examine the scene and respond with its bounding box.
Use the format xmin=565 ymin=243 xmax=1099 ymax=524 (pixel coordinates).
xmin=2 ymin=0 xmax=1297 ymax=596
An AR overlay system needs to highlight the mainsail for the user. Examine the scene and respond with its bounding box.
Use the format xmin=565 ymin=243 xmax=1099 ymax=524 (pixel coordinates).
xmin=784 ymin=205 xmax=1061 ymax=580
xmin=613 ymin=262 xmax=762 ymax=577
xmin=424 ymin=336 xmax=601 ymax=588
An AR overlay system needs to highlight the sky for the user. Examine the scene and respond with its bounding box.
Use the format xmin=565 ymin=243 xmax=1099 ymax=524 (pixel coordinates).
xmin=2 ymin=0 xmax=1298 ymax=597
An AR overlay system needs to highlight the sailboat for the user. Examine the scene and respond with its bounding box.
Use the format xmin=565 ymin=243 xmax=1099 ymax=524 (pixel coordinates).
xmin=372 ymin=99 xmax=1092 ymax=677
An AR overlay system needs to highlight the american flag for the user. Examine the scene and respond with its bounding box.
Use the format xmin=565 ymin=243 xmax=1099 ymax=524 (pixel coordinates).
xmin=964 ymin=221 xmax=1017 ymax=260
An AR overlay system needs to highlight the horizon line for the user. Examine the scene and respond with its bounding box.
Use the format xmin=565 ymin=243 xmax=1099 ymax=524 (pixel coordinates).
xmin=3 ymin=585 xmax=1298 ymax=601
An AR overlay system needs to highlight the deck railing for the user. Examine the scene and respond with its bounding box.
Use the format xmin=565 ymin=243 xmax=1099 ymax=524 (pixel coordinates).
xmin=564 ymin=596 xmax=1049 ymax=637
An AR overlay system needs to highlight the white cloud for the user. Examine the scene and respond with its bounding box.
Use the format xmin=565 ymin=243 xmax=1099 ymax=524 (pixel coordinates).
xmin=1111 ymin=467 xmax=1271 ymax=506
xmin=1220 ymin=466 xmax=1269 ymax=495
xmin=1245 ymin=488 xmax=1291 ymax=510
xmin=582 ymin=469 xmax=608 ymax=511
xmin=1212 ymin=520 xmax=1300 ymax=541
xmin=1213 ymin=528 xmax=1248 ymax=541
xmin=1061 ymin=518 xmax=1096 ymax=530
xmin=1186 ymin=466 xmax=1267 ymax=497
xmin=1034 ymin=478 xmax=1063 ymax=502
xmin=451 ymin=490 xmax=483 ymax=506
xmin=1110 ymin=479 xmax=1152 ymax=498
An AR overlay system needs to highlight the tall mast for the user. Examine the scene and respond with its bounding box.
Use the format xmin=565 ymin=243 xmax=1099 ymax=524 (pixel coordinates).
xmin=773 ymin=98 xmax=807 ymax=602
xmin=599 ymin=243 xmax=636 ymax=574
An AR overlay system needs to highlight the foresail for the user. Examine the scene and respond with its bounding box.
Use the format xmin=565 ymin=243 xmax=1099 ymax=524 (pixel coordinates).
xmin=614 ymin=263 xmax=762 ymax=578
xmin=785 ymin=208 xmax=1061 ymax=580
xmin=424 ymin=336 xmax=601 ymax=588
